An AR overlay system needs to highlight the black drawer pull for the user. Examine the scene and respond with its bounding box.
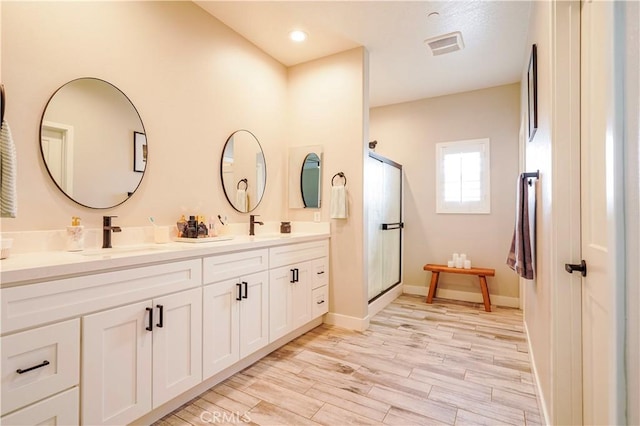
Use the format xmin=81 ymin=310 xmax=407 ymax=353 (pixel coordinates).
xmin=317 ymin=271 xmax=325 ymax=275
xmin=146 ymin=307 xmax=153 ymax=331
xmin=242 ymin=281 xmax=248 ymax=299
xmin=316 ymin=300 xmax=325 ymax=305
xmin=16 ymin=360 xmax=50 ymax=374
xmin=156 ymin=304 xmax=164 ymax=328
xmin=236 ymin=283 xmax=242 ymax=301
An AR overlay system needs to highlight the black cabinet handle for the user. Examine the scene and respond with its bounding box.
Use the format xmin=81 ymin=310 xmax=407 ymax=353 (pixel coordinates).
xmin=146 ymin=307 xmax=153 ymax=331
xmin=316 ymin=300 xmax=325 ymax=305
xmin=156 ymin=304 xmax=164 ymax=328
xmin=236 ymin=283 xmax=242 ymax=301
xmin=16 ymin=360 xmax=50 ymax=374
xmin=290 ymin=269 xmax=296 ymax=283
xmin=294 ymin=268 xmax=299 ymax=283
xmin=317 ymin=271 xmax=325 ymax=275
xmin=242 ymin=281 xmax=248 ymax=299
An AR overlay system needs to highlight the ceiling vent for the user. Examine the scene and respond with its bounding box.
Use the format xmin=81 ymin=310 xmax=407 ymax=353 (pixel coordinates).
xmin=424 ymin=31 xmax=464 ymax=56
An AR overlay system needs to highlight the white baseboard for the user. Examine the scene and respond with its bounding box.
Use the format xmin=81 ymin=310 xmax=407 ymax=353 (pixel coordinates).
xmin=403 ymin=285 xmax=520 ymax=308
xmin=324 ymin=311 xmax=370 ymax=331
xmin=368 ymin=284 xmax=403 ymax=317
xmin=525 ymin=321 xmax=551 ymax=425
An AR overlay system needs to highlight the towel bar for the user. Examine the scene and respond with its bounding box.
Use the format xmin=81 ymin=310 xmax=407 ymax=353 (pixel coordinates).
xmin=523 ymin=170 xmax=539 ymax=186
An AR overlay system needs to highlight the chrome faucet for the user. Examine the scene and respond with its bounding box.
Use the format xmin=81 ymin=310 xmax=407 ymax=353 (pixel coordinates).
xmin=102 ymin=216 xmax=122 ymax=248
xmin=249 ymin=214 xmax=264 ymax=236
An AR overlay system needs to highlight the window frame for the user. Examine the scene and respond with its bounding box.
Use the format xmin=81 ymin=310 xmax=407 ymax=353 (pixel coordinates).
xmin=435 ymin=138 xmax=491 ymax=214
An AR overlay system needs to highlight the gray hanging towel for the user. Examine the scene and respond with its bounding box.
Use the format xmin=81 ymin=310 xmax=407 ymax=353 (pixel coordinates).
xmin=507 ymin=174 xmax=534 ymax=279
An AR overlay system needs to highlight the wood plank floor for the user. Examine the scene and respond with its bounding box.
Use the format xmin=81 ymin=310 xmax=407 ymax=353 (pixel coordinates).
xmin=154 ymin=295 xmax=543 ymax=425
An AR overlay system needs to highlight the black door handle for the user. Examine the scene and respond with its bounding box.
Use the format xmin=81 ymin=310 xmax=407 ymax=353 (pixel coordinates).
xmin=382 ymin=222 xmax=404 ymax=230
xmin=242 ymin=281 xmax=248 ymax=299
xmin=565 ymin=260 xmax=587 ymax=277
xmin=294 ymin=268 xmax=299 ymax=283
xmin=146 ymin=307 xmax=153 ymax=331
xmin=290 ymin=269 xmax=296 ymax=283
xmin=156 ymin=304 xmax=164 ymax=328
xmin=236 ymin=283 xmax=242 ymax=301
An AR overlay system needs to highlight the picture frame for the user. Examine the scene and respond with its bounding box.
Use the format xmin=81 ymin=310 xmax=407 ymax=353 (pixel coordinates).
xmin=527 ymin=44 xmax=538 ymax=141
xmin=133 ymin=131 xmax=147 ymax=173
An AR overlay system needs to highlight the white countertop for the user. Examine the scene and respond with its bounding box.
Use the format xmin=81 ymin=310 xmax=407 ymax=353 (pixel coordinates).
xmin=0 ymin=232 xmax=329 ymax=287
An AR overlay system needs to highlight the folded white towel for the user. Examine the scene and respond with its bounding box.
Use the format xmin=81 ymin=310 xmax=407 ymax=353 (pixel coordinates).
xmin=1 ymin=120 xmax=17 ymax=218
xmin=330 ymin=185 xmax=347 ymax=219
xmin=236 ymin=189 xmax=247 ymax=212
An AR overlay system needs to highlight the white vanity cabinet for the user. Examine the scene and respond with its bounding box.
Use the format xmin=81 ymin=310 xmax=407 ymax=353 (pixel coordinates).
xmin=269 ymin=240 xmax=329 ymax=342
xmin=82 ymin=287 xmax=202 ymax=426
xmin=202 ymin=249 xmax=270 ymax=379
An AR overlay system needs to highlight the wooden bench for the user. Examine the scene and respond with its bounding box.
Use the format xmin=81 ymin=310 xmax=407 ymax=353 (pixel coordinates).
xmin=423 ymin=264 xmax=496 ymax=312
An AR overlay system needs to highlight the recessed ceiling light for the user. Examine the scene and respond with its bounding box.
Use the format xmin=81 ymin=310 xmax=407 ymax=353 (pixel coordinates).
xmin=289 ymin=30 xmax=308 ymax=42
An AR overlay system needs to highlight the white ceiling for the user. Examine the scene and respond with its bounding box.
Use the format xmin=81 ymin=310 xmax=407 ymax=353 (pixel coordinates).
xmin=195 ymin=1 xmax=532 ymax=107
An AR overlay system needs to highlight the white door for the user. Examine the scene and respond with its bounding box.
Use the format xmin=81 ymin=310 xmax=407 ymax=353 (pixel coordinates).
xmin=82 ymin=301 xmax=152 ymax=426
xmin=269 ymin=266 xmax=293 ymax=342
xmin=580 ymin=1 xmax=624 ymax=423
xmin=202 ymin=279 xmax=240 ymax=379
xmin=152 ymin=288 xmax=202 ymax=407
xmin=291 ymin=263 xmax=311 ymax=329
xmin=239 ymin=271 xmax=269 ymax=357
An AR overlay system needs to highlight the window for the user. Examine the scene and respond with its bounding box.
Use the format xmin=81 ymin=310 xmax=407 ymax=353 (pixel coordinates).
xmin=436 ymin=138 xmax=490 ymax=214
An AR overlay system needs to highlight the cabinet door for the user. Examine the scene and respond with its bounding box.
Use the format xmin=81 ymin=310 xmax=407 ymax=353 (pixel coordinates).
xmin=291 ymin=262 xmax=312 ymax=329
xmin=269 ymin=266 xmax=294 ymax=342
xmin=152 ymin=288 xmax=202 ymax=408
xmin=82 ymin=301 xmax=152 ymax=426
xmin=239 ymin=271 xmax=269 ymax=357
xmin=202 ymin=279 xmax=240 ymax=379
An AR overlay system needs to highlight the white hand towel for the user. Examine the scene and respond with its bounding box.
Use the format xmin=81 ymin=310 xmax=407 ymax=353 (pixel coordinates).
xmin=330 ymin=185 xmax=347 ymax=219
xmin=236 ymin=189 xmax=247 ymax=211
xmin=0 ymin=120 xmax=17 ymax=218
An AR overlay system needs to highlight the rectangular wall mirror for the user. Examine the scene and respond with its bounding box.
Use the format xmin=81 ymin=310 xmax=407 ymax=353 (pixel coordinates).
xmin=288 ymin=145 xmax=323 ymax=209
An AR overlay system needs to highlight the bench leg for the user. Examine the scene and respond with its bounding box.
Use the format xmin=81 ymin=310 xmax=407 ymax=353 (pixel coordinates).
xmin=426 ymin=272 xmax=439 ymax=304
xmin=479 ymin=275 xmax=491 ymax=312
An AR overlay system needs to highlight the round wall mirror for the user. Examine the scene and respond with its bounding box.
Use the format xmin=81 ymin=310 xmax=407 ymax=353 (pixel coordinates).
xmin=301 ymin=153 xmax=321 ymax=208
xmin=40 ymin=78 xmax=147 ymax=209
xmin=220 ymin=130 xmax=266 ymax=213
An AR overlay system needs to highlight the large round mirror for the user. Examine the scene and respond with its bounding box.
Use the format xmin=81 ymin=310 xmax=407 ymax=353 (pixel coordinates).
xmin=40 ymin=78 xmax=146 ymax=209
xmin=301 ymin=153 xmax=321 ymax=208
xmin=220 ymin=130 xmax=266 ymax=213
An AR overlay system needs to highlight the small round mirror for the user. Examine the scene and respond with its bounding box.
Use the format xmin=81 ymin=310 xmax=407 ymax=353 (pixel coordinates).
xmin=220 ymin=130 xmax=266 ymax=213
xmin=40 ymin=78 xmax=146 ymax=209
xmin=301 ymin=153 xmax=321 ymax=208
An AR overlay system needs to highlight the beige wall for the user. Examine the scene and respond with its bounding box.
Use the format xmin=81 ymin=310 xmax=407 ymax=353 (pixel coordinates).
xmin=287 ymin=48 xmax=368 ymax=322
xmin=370 ymin=84 xmax=520 ymax=302
xmin=0 ymin=1 xmax=288 ymax=231
xmin=521 ymin=1 xmax=554 ymax=420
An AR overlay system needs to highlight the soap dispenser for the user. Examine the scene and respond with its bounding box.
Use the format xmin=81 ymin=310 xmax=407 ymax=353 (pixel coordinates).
xmin=66 ymin=216 xmax=85 ymax=251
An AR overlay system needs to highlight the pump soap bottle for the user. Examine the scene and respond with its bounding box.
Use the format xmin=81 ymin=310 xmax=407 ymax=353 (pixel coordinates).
xmin=66 ymin=216 xmax=85 ymax=251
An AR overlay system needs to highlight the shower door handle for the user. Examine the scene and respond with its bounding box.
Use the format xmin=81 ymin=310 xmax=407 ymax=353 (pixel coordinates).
xmin=381 ymin=222 xmax=404 ymax=230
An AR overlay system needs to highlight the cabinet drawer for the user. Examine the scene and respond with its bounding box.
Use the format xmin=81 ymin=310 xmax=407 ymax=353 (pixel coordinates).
xmin=312 ymin=286 xmax=329 ymax=318
xmin=1 ymin=387 xmax=79 ymax=425
xmin=1 ymin=319 xmax=79 ymax=415
xmin=270 ymin=240 xmax=329 ymax=269
xmin=1 ymin=259 xmax=201 ymax=334
xmin=203 ymin=249 xmax=268 ymax=284
xmin=311 ymin=257 xmax=329 ymax=289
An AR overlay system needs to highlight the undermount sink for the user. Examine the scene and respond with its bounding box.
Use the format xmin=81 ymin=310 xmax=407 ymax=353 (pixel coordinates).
xmin=75 ymin=245 xmax=170 ymax=257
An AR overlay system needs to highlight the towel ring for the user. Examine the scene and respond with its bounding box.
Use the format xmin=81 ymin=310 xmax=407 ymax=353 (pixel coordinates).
xmin=237 ymin=178 xmax=248 ymax=190
xmin=0 ymin=84 xmax=5 ymax=128
xmin=331 ymin=172 xmax=347 ymax=187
